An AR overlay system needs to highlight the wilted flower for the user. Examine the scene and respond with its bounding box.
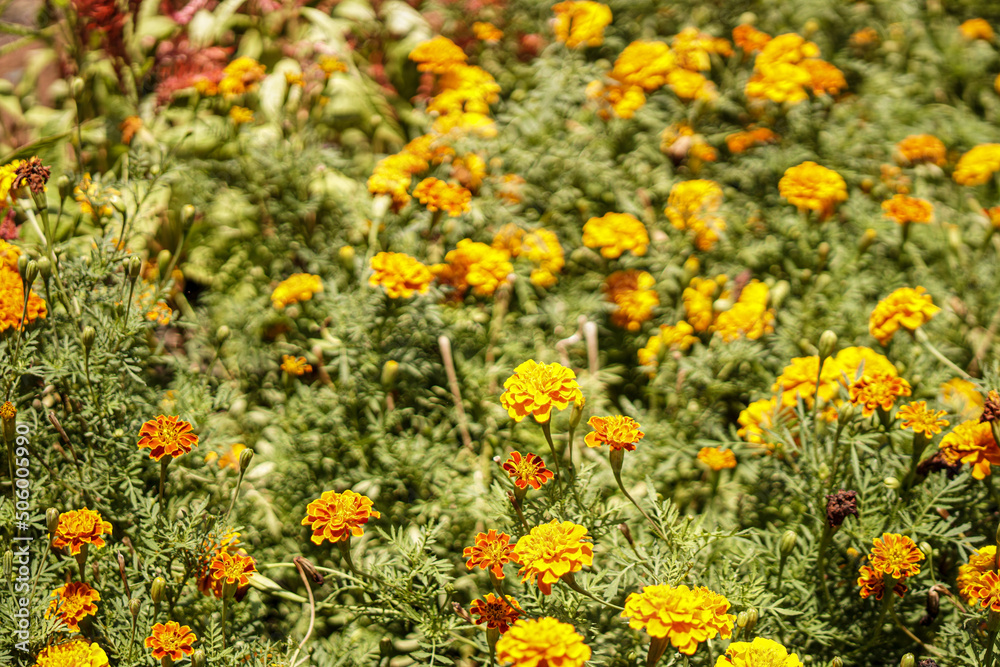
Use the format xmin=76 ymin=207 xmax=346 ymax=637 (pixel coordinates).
xmin=552 ymin=1 xmax=612 ymax=49
xmin=145 ymin=621 xmax=197 ymax=661
xmin=510 ymin=520 xmax=593 ymax=594
xmin=47 ymin=582 xmax=100 ymax=631
xmin=499 ymin=360 xmax=583 ymax=423
xmin=868 ymin=286 xmax=939 ymax=345
xmin=584 ymin=415 xmax=644 ymax=451
xmin=698 ymin=447 xmax=736 ymax=470
xmin=495 ymin=617 xmax=591 ymax=667
xmin=621 ymin=584 xmax=734 ymax=655
xmin=502 ymin=452 xmax=554 ymax=490
xmin=825 ymin=489 xmax=859 ymax=528
xmin=301 ymin=490 xmax=381 ymax=545
xmin=12 ymin=156 xmax=51 ymax=194
xmin=779 ymin=161 xmax=847 ymax=218
xmin=53 ymin=508 xmax=113 ymax=555
xmin=464 ymin=530 xmax=514 ymax=579
xmin=582 ymin=212 xmax=649 ymax=258
xmin=271 ymin=273 xmax=322 ymax=309
xmin=137 ymin=415 xmax=199 ymax=461
xmin=369 ymin=252 xmax=434 ymax=299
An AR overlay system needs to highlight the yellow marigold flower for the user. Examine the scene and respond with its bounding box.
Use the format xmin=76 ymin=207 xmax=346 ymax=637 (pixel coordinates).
xmin=610 ymin=41 xmax=676 ymax=91
xmin=960 ymin=18 xmax=994 ymax=41
xmin=53 ymin=508 xmax=112 ymax=555
xmin=301 ymin=489 xmax=380 ymax=545
xmin=698 ymin=447 xmax=736 ymax=470
xmin=940 ymin=378 xmax=984 ymax=419
xmin=715 ymin=637 xmax=803 ymax=667
xmin=496 ymin=617 xmax=591 ymax=667
xmin=413 ymin=177 xmax=472 ymax=216
xmin=882 ymin=195 xmax=933 ymax=224
xmin=522 ymin=228 xmax=565 ymax=287
xmin=502 ymin=451 xmax=554 ymax=490
xmin=726 ymin=127 xmax=778 ymax=153
xmin=470 ymin=594 xmax=521 ymax=633
xmin=638 ymin=321 xmax=699 ymax=368
xmin=369 ymin=252 xmax=433 ymax=299
xmin=896 ymin=134 xmax=946 ymax=167
xmin=137 ymin=415 xmax=198 ymax=461
xmin=858 ymin=563 xmax=907 ymax=600
xmin=954 ymin=144 xmax=1000 ymax=185
xmin=510 ymin=520 xmax=593 ymax=595
xmin=586 ymin=80 xmax=647 ymax=120
xmin=0 ymin=239 xmax=20 ymax=270
xmin=145 ymin=621 xmax=197 ymax=661
xmin=493 ymin=224 xmax=525 ymax=257
xmin=738 ymin=397 xmax=794 ymax=452
xmin=712 ymin=280 xmax=775 ymax=342
xmin=500 ymin=360 xmax=583 ymax=423
xmin=205 ymin=443 xmax=246 ymax=471
xmin=464 ymin=529 xmax=514 ymax=579
xmin=209 ymin=550 xmax=257 ymax=587
xmin=683 ymin=276 xmax=719 ymax=332
xmin=849 ymin=373 xmax=912 ymax=417
xmin=733 ymin=24 xmax=772 ymax=54
xmin=672 ymin=27 xmax=731 ymax=71
xmin=582 ymin=212 xmax=649 ymax=258
xmin=0 ymin=264 xmax=47 ymax=333
xmin=473 ymin=22 xmax=503 ymax=42
xmin=433 ymin=110 xmax=497 ymax=137
xmin=665 ymin=180 xmax=725 ymax=251
xmin=318 ymin=55 xmax=348 ymax=76
xmin=47 ymin=582 xmax=100 ymax=631
xmin=281 ymin=355 xmax=312 ymax=375
xmin=868 ymin=533 xmax=924 ymax=582
xmin=779 ymin=161 xmax=847 ymax=218
xmin=603 ymin=270 xmax=659 ymax=331
xmin=834 ymin=346 xmax=897 ymax=385
xmin=452 ymin=153 xmax=487 ymax=190
xmin=34 ymin=640 xmax=109 ymax=667
xmin=746 ymin=62 xmax=812 ymax=103
xmin=868 ymin=286 xmax=939 ymax=345
xmin=940 ymin=419 xmax=1000 ymax=479
xmin=145 ymin=301 xmax=172 ymax=325
xmin=432 ymin=239 xmax=512 ymax=297
xmin=898 ymin=401 xmax=949 ymax=435
xmin=621 ymin=583 xmax=734 ymax=655
xmin=801 ymin=58 xmax=846 ymax=96
xmin=754 ymin=33 xmax=820 ymax=67
xmin=271 ymin=273 xmax=322 ymax=309
xmin=431 ymin=65 xmax=500 ymax=115
xmin=972 ymin=570 xmax=1000 ymax=612
xmin=218 ymin=56 xmax=266 ymax=96
xmin=958 ymin=546 xmax=997 ymax=604
xmin=584 ymin=415 xmax=644 ymax=451
xmin=73 ymin=173 xmax=119 ymax=218
xmin=667 ymin=69 xmax=717 ymax=102
xmin=409 ymin=36 xmax=467 ymax=73
xmin=0 ymin=160 xmax=23 ymax=202
xmin=552 ymin=1 xmax=612 ymax=49
xmin=229 ymin=106 xmax=254 ymax=124
xmin=773 ymin=356 xmax=842 ymax=408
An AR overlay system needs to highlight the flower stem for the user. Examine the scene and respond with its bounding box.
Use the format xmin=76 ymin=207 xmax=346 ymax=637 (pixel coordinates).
xmin=610 ymin=448 xmax=669 ymax=542
xmin=540 ymin=420 xmax=562 ymax=480
xmin=561 ymin=572 xmax=624 ymax=611
xmin=221 ymin=596 xmax=229 ymax=649
xmin=225 ymin=470 xmax=246 ymax=521
xmin=915 ymin=328 xmax=972 ymax=379
xmin=158 ymin=458 xmax=169 ymax=507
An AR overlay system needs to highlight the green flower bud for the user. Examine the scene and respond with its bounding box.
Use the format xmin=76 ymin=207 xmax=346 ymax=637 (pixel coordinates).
xmin=82 ymin=326 xmax=96 ymax=353
xmin=817 ymin=242 xmax=830 ymax=266
xmin=900 ymin=654 xmax=914 ymax=667
xmin=838 ymin=402 xmax=856 ymax=424
xmin=128 ymin=256 xmax=142 ymax=281
xmin=216 ymin=325 xmax=230 ymax=345
xmin=23 ymin=260 xmax=37 ymax=286
xmin=884 ymin=476 xmax=901 ymax=490
xmin=157 ymin=249 xmax=172 ymax=274
xmin=736 ymin=611 xmax=749 ymax=628
xmin=151 ymin=576 xmax=166 ymax=604
xmin=239 ymin=447 xmax=254 ymax=472
xmin=381 ymin=360 xmax=399 ymax=389
xmin=46 ymin=507 xmax=60 ymax=535
xmin=36 ymin=257 xmax=51 ymax=281
xmin=130 ymin=598 xmax=141 ymax=617
xmin=17 ymin=254 xmax=28 ymax=280
xmin=191 ymin=650 xmax=206 ymax=667
xmin=570 ymin=397 xmax=585 ymax=430
xmin=744 ymin=607 xmax=758 ymax=633
xmin=818 ymin=330 xmax=838 ymax=359
xmin=831 ymin=658 xmax=844 ymax=667
xmin=180 ymin=205 xmax=196 ymax=226
xmin=339 ymin=245 xmax=356 ymax=271
xmin=57 ymin=175 xmax=72 ymax=201
xmin=858 ymin=228 xmax=877 ymax=254
xmin=779 ymin=530 xmax=798 ymax=557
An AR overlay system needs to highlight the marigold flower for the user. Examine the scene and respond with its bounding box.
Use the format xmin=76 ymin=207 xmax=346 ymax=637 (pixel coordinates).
xmin=726 ymin=127 xmax=778 ymax=153
xmin=882 ymin=194 xmax=933 ymax=225
xmin=683 ymin=276 xmax=720 ymax=331
xmin=834 ymin=346 xmax=897 ymax=386
xmin=47 ymin=581 xmax=100 ymax=631
xmin=229 ymin=106 xmax=254 ymax=124
xmin=0 ymin=264 xmax=47 ymax=333
xmin=195 ymin=530 xmax=243 ymax=597
xmin=971 ymin=570 xmax=1000 ymax=612
xmin=34 ymin=640 xmax=109 ymax=667
xmin=801 ymin=58 xmax=846 ymax=96
xmin=473 ymin=22 xmax=503 ymax=42
xmin=698 ymin=447 xmax=736 ymax=470
xmin=145 ymin=621 xmax=197 ymax=661
xmin=217 ymin=57 xmax=266 ymax=96
xmin=897 ymin=402 xmax=949 ymax=435
xmin=960 ymin=18 xmax=994 ymax=41
xmin=271 ymin=273 xmax=322 ymax=309
xmin=940 ymin=378 xmax=985 ymax=419
xmin=896 ymin=134 xmax=946 ymax=167
xmin=603 ymin=270 xmax=659 ymax=331
xmin=510 ymin=520 xmax=593 ymax=595
xmin=209 ymin=551 xmax=257 ymax=587
xmin=205 ymin=443 xmax=246 ymax=470
xmin=500 ymin=360 xmax=583 ymax=423
xmin=470 ymin=593 xmax=521 ymax=633
xmin=281 ymin=355 xmax=312 ymax=375
xmin=869 ymin=533 xmax=924 ymax=579
xmin=958 ymin=546 xmax=997 ymax=603
xmin=502 ymin=452 xmax=554 ymax=490
xmin=638 ymin=322 xmax=699 ymax=369
xmin=584 ymin=415 xmax=644 ymax=451
xmin=496 ymin=617 xmax=591 ymax=667
xmin=667 ymin=69 xmax=717 ymax=102
xmin=850 ymin=27 xmax=879 ymax=48
xmin=587 ymin=80 xmax=647 ymax=120
xmin=521 ymin=229 xmax=565 ymax=287
xmin=849 ymin=373 xmax=912 ymax=417
xmin=665 ymin=180 xmax=725 ymax=250
xmin=671 ymin=27 xmax=731 ymax=71
xmin=779 ymin=161 xmax=847 ymax=218
xmin=552 ymin=1 xmax=612 ymax=49
xmin=746 ymin=62 xmax=812 ymax=104
xmin=621 ymin=583 xmax=734 ymax=655
xmin=464 ymin=529 xmax=514 ymax=579
xmin=582 ymin=212 xmax=649 ymax=258
xmin=369 ymin=252 xmax=433 ymax=299
xmin=738 ymin=398 xmax=796 ymax=453
xmin=715 ymin=637 xmax=803 ymax=667
xmin=0 ymin=160 xmax=21 ymax=203
xmin=301 ymin=489 xmax=381 ymax=545
xmin=137 ymin=415 xmax=198 ymax=461
xmin=609 ymin=40 xmax=675 ymax=91
xmin=432 ymin=239 xmax=512 ymax=297
xmin=452 ymin=153 xmax=487 ymax=190
xmin=431 ymin=65 xmax=500 ymax=116
xmin=940 ymin=419 xmax=1000 ymax=479
xmin=773 ymin=356 xmax=842 ymax=408
xmin=409 ymin=36 xmax=467 ymax=73
xmin=858 ymin=564 xmax=908 ymax=600
xmin=733 ymin=24 xmax=772 ymax=54
xmin=868 ymin=286 xmax=939 ymax=345
xmin=412 ymin=178 xmax=472 ymax=216
xmin=433 ymin=110 xmax=497 ymax=138
xmin=954 ymin=144 xmax=1000 ymax=186
xmin=53 ymin=508 xmax=112 ymax=555
xmin=712 ymin=280 xmax=775 ymax=342
xmin=318 ymin=56 xmax=348 ymax=76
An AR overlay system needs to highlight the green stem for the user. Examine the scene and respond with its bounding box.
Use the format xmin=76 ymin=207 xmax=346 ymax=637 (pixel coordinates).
xmin=915 ymin=329 xmax=972 ymax=379
xmin=561 ymin=572 xmax=624 ymax=611
xmin=158 ymin=458 xmax=169 ymax=507
xmin=610 ymin=449 xmax=669 ymax=542
xmin=816 ymin=524 xmax=833 ymax=608
xmin=225 ymin=470 xmax=246 ymax=521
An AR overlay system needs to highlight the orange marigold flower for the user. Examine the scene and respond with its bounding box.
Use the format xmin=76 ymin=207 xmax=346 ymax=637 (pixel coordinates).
xmin=960 ymin=18 xmax=994 ymax=41
xmin=621 ymin=583 xmax=734 ymax=655
xmin=726 ymin=127 xmax=778 ymax=153
xmin=898 ymin=402 xmax=949 ymax=436
xmin=34 ymin=640 xmax=109 ymax=667
xmin=868 ymin=533 xmax=924 ymax=579
xmin=281 ymin=355 xmax=312 ymax=375
xmin=971 ymin=570 xmax=1000 ymax=612
xmin=604 ymin=270 xmax=659 ymax=331
xmin=502 ymin=452 xmax=554 ymax=490
xmin=0 ymin=264 xmax=47 ymax=333
xmin=464 ymin=529 xmax=514 ymax=579
xmin=120 ymin=116 xmax=142 ymax=144
xmin=896 ymin=134 xmax=946 ymax=167
xmin=858 ymin=564 xmax=908 ymax=600
xmin=209 ymin=551 xmax=257 ymax=587
xmin=584 ymin=415 xmax=644 ymax=451
xmin=301 ymin=489 xmax=381 ymax=545
xmin=145 ymin=621 xmax=197 ymax=661
xmin=47 ymin=581 xmax=100 ymax=631
xmin=470 ymin=594 xmax=521 ymax=633
xmin=954 ymin=144 xmax=1000 ymax=186
xmin=552 ymin=1 xmax=612 ymax=49
xmin=738 ymin=397 xmax=795 ymax=452
xmin=586 ymin=80 xmax=647 ymax=120
xmin=582 ymin=212 xmax=649 ymax=258
xmin=271 ymin=273 xmax=322 ymax=309
xmin=137 ymin=415 xmax=198 ymax=461
xmin=53 ymin=508 xmax=112 ymax=555
xmin=868 ymin=286 xmax=939 ymax=345
xmin=940 ymin=419 xmax=1000 ymax=479
xmin=958 ymin=546 xmax=997 ymax=604
xmin=773 ymin=356 xmax=842 ymax=408
xmin=848 ymin=373 xmax=912 ymax=417
xmin=432 ymin=239 xmax=512 ymax=297
xmin=800 ymin=59 xmax=846 ymax=96
xmin=665 ymin=180 xmax=725 ymax=250
xmin=369 ymin=252 xmax=434 ymax=299
xmin=510 ymin=520 xmax=593 ymax=595
xmin=779 ymin=161 xmax=847 ymax=218
xmin=409 ymin=36 xmax=467 ymax=73
xmin=413 ymin=177 xmax=472 ymax=216
xmin=500 ymin=360 xmax=583 ymax=423
xmin=698 ymin=447 xmax=736 ymax=470
xmin=882 ymin=195 xmax=933 ymax=225
xmin=715 ymin=637 xmax=803 ymax=667
xmin=496 ymin=617 xmax=591 ymax=667
xmin=733 ymin=24 xmax=772 ymax=54
xmin=195 ymin=530 xmax=243 ymax=598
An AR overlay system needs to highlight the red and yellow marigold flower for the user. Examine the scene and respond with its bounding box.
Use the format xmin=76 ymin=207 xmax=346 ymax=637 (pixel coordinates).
xmin=495 ymin=617 xmax=591 ymax=667
xmin=470 ymin=594 xmax=522 ymax=633
xmin=195 ymin=530 xmax=243 ymax=597
xmin=369 ymin=252 xmax=434 ymax=299
xmin=499 ymin=360 xmax=583 ymax=423
xmin=281 ymin=355 xmax=312 ymax=375
xmin=47 ymin=582 xmax=100 ymax=631
xmin=958 ymin=546 xmax=998 ymax=604
xmin=621 ymin=583 xmax=734 ymax=655
xmin=858 ymin=563 xmax=908 ymax=600
xmin=954 ymin=144 xmax=1000 ymax=186
xmin=145 ymin=621 xmax=197 ymax=661
xmin=137 ymin=415 xmax=198 ymax=461
xmin=552 ymin=1 xmax=612 ymax=49
xmin=882 ymin=195 xmax=933 ymax=225
xmin=510 ymin=520 xmax=593 ymax=595
xmin=34 ymin=640 xmax=109 ymax=667
xmin=849 ymin=373 xmax=912 ymax=417
xmin=502 ymin=452 xmax=554 ymax=490
xmin=271 ymin=273 xmax=322 ymax=309
xmin=868 ymin=286 xmax=939 ymax=345
xmin=603 ymin=270 xmax=659 ymax=331
xmin=432 ymin=240 xmax=512 ymax=297
xmin=940 ymin=419 xmax=1000 ymax=479
xmin=582 ymin=212 xmax=649 ymax=258
xmin=898 ymin=402 xmax=949 ymax=436
xmin=413 ymin=177 xmax=472 ymax=216
xmin=464 ymin=529 xmax=514 ymax=579
xmin=584 ymin=415 xmax=644 ymax=452
xmin=301 ymin=489 xmax=381 ymax=545
xmin=698 ymin=447 xmax=736 ymax=470
xmin=779 ymin=161 xmax=847 ymax=218
xmin=971 ymin=570 xmax=1000 ymax=612
xmin=715 ymin=637 xmax=803 ymax=667
xmin=896 ymin=134 xmax=946 ymax=167
xmin=868 ymin=533 xmax=924 ymax=579
xmin=53 ymin=508 xmax=112 ymax=555
xmin=209 ymin=551 xmax=257 ymax=588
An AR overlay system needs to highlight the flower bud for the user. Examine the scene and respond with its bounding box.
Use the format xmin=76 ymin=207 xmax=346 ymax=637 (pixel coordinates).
xmin=151 ymin=576 xmax=166 ymax=604
xmin=618 ymin=523 xmax=634 ymax=548
xmin=23 ymin=259 xmax=38 ymax=287
xmin=858 ymin=228 xmax=877 ymax=254
xmin=216 ymin=325 xmax=230 ymax=345
xmin=36 ymin=257 xmax=51 ymax=281
xmin=1 ymin=401 xmax=15 ymax=444
xmin=919 ymin=541 xmax=933 ymax=559
xmin=831 ymin=658 xmax=844 ymax=667
xmin=736 ymin=611 xmax=749 ymax=628
xmin=838 ymin=402 xmax=856 ymax=424
xmin=57 ymin=175 xmax=72 ymax=201
xmin=779 ymin=530 xmax=798 ymax=557
xmin=128 ymin=256 xmax=142 ymax=281
xmin=157 ymin=249 xmax=172 ymax=273
xmin=818 ymin=330 xmax=838 ymax=359
xmin=769 ymin=280 xmax=789 ymax=309
xmin=570 ymin=397 xmax=585 ymax=430
xmin=339 ymin=245 xmax=355 ymax=270
xmin=46 ymin=507 xmax=60 ymax=535
xmin=381 ymin=360 xmax=399 ymax=389
xmin=191 ymin=649 xmax=206 ymax=667
xmin=817 ymin=242 xmax=830 ymax=266
xmin=16 ymin=254 xmax=27 ymax=278
xmin=884 ymin=476 xmax=901 ymax=490
xmin=744 ymin=607 xmax=758 ymax=633
xmin=82 ymin=326 xmax=96 ymax=353
xmin=129 ymin=598 xmax=141 ymax=617
xmin=239 ymin=447 xmax=254 ymax=472
xmin=180 ymin=205 xmax=196 ymax=226
xmin=2 ymin=550 xmax=11 ymax=580
xmin=900 ymin=654 xmax=914 ymax=667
